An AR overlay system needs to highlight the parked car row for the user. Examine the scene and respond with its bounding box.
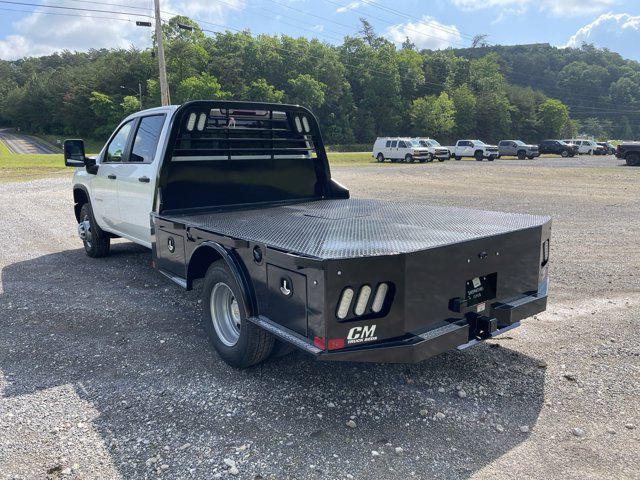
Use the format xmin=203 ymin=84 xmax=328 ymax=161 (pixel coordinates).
xmin=372 ymin=136 xmax=618 ymax=163
xmin=372 ymin=137 xmax=449 ymax=163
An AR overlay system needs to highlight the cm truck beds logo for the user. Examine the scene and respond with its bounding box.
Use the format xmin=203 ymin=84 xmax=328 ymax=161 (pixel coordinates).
xmin=347 ymin=325 xmax=377 ymax=345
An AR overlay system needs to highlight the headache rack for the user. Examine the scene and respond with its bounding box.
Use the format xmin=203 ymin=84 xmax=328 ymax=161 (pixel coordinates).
xmin=171 ymin=102 xmax=320 ymax=161
xmin=156 ymin=101 xmax=343 ymax=214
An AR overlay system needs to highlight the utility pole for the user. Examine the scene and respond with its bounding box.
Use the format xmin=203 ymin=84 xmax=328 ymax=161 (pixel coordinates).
xmin=153 ymin=0 xmax=170 ymax=105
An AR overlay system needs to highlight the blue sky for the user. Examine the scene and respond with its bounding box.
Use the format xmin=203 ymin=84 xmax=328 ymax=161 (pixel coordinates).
xmin=1 ymin=0 xmax=639 ymax=61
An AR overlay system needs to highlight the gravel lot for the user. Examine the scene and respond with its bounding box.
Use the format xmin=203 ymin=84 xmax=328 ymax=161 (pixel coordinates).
xmin=1 ymin=155 xmax=638 ymax=479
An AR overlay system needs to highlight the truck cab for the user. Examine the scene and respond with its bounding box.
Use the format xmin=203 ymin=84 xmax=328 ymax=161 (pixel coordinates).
xmin=65 ymin=101 xmax=551 ymax=368
xmin=68 ymin=106 xmax=176 ymax=248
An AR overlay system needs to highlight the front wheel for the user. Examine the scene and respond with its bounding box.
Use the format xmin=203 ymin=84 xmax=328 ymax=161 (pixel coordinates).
xmin=78 ymin=203 xmax=110 ymax=258
xmin=454 ymin=156 xmax=461 ymax=161
xmin=405 ymin=154 xmax=414 ymax=163
xmin=475 ymin=151 xmax=484 ymax=161
xmin=202 ymin=261 xmax=274 ymax=368
xmin=517 ymin=150 xmax=526 ymax=160
xmin=561 ymin=150 xmax=569 ymax=158
xmin=527 ymin=155 xmax=535 ymax=160
xmin=376 ymin=153 xmax=385 ymax=163
xmin=626 ymin=153 xmax=640 ymax=166
xmin=425 ymin=152 xmax=433 ymax=163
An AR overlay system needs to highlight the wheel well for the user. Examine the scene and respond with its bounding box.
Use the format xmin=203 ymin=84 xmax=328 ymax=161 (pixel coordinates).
xmin=73 ymin=188 xmax=89 ymax=222
xmin=187 ymin=245 xmax=223 ymax=286
xmin=474 ymin=150 xmax=483 ymax=156
xmin=517 ymin=149 xmax=525 ymax=154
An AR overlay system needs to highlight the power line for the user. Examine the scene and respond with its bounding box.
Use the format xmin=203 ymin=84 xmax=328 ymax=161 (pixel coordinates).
xmin=0 ymin=0 xmax=152 ymax=18
xmin=0 ymin=6 xmax=136 ymax=22
xmin=328 ymin=0 xmax=476 ymax=41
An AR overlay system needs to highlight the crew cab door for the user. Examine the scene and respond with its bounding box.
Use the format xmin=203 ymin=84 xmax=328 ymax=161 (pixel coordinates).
xmin=116 ymin=114 xmax=166 ymax=246
xmin=92 ymin=119 xmax=135 ymax=231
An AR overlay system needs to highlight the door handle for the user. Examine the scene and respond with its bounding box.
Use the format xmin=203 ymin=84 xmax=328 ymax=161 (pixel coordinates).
xmin=107 ymin=174 xmax=116 ymax=180
xmin=138 ymin=176 xmax=150 ymax=183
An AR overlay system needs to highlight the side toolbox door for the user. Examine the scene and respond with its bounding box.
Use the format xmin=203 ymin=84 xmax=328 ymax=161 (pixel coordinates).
xmin=116 ymin=114 xmax=166 ymax=246
xmin=92 ymin=120 xmax=135 ymax=231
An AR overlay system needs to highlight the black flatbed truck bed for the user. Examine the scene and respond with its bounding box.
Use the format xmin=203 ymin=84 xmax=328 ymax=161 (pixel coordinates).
xmin=150 ymin=100 xmax=551 ymax=366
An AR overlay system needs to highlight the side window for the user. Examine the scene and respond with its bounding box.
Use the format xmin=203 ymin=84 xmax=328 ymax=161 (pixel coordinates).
xmin=398 ymin=141 xmax=406 ymax=148
xmin=130 ymin=115 xmax=166 ymax=163
xmin=104 ymin=120 xmax=134 ymax=163
xmin=391 ymin=141 xmax=397 ymax=148
xmin=385 ymin=140 xmax=391 ymax=148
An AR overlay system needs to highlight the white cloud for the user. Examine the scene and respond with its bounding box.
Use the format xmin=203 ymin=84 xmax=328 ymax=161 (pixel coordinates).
xmin=0 ymin=0 xmax=244 ymax=60
xmin=386 ymin=16 xmax=462 ymax=50
xmin=566 ymin=12 xmax=640 ymax=50
xmin=450 ymin=0 xmax=616 ymax=16
xmin=336 ymin=1 xmax=373 ymax=14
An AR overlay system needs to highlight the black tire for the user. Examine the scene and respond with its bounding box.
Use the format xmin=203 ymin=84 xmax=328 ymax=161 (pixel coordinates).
xmin=390 ymin=158 xmax=397 ymax=163
xmin=79 ymin=203 xmax=110 ymax=258
xmin=517 ymin=150 xmax=526 ymax=160
xmin=438 ymin=157 xmax=445 ymax=162
xmin=626 ymin=153 xmax=640 ymax=166
xmin=560 ymin=149 xmax=569 ymax=158
xmin=454 ymin=156 xmax=461 ymax=161
xmin=405 ymin=154 xmax=414 ymax=163
xmin=488 ymin=155 xmax=495 ymax=162
xmin=527 ymin=155 xmax=535 ymax=160
xmin=376 ymin=153 xmax=385 ymax=163
xmin=474 ymin=150 xmax=483 ymax=161
xmin=202 ymin=261 xmax=274 ymax=368
xmin=270 ymin=340 xmax=296 ymax=359
xmin=425 ymin=152 xmax=433 ymax=163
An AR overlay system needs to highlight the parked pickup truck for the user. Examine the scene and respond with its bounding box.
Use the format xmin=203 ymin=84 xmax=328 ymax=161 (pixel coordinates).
xmin=64 ymin=101 xmax=551 ymax=368
xmin=414 ymin=138 xmax=450 ymax=161
xmin=449 ymin=140 xmax=499 ymax=161
xmin=615 ymin=142 xmax=640 ymax=166
xmin=498 ymin=140 xmax=539 ymax=160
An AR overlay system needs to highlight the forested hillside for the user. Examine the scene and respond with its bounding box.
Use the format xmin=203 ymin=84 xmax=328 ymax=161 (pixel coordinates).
xmin=0 ymin=17 xmax=637 ymax=145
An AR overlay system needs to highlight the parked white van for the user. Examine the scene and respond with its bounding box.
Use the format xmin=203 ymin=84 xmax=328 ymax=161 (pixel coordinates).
xmin=372 ymin=137 xmax=432 ymax=163
xmin=563 ymin=139 xmax=598 ymax=155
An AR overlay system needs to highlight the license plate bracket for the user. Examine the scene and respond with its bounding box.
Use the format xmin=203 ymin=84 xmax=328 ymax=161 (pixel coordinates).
xmin=465 ymin=273 xmax=497 ymax=307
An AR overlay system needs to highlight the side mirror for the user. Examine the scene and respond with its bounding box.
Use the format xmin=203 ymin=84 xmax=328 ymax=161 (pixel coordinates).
xmin=64 ymin=139 xmax=86 ymax=167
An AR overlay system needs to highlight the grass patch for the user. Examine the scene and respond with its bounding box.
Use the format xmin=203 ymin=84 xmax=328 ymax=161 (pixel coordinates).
xmin=38 ymin=134 xmax=105 ymax=154
xmin=327 ymin=151 xmax=375 ymax=165
xmin=0 ymin=139 xmax=11 ymax=156
xmin=0 ymin=153 xmax=69 ymax=182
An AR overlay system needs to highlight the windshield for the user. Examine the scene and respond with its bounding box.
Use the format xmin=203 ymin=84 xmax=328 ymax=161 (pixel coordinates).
xmin=514 ymin=140 xmax=525 ymax=146
xmin=409 ymin=140 xmax=421 ymax=147
xmin=558 ymin=141 xmax=570 ymax=146
xmin=474 ymin=140 xmax=486 ymax=146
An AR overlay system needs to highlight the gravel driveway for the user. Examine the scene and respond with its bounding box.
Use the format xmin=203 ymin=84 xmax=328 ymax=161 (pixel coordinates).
xmin=0 ymin=156 xmax=638 ymax=479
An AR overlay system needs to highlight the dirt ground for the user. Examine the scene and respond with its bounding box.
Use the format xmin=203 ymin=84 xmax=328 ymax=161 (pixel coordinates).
xmin=0 ymin=156 xmax=638 ymax=479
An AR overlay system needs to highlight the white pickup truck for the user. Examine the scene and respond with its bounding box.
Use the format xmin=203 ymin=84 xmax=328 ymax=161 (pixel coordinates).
xmin=449 ymin=140 xmax=499 ymax=161
xmin=63 ymin=100 xmax=550 ymax=368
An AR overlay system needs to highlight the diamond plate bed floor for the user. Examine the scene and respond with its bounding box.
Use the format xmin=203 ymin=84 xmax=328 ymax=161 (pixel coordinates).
xmin=160 ymin=199 xmax=550 ymax=259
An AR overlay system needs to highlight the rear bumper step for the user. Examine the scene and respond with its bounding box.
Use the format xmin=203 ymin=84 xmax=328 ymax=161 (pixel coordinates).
xmin=320 ymin=292 xmax=546 ymax=363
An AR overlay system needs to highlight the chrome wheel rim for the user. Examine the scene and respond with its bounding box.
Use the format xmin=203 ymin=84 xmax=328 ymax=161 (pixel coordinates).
xmin=79 ymin=215 xmax=92 ymax=249
xmin=210 ymin=282 xmax=241 ymax=346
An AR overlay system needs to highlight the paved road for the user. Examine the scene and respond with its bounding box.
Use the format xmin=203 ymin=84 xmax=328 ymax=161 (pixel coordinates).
xmin=0 ymin=128 xmax=60 ymax=154
xmin=0 ymin=156 xmax=638 ymax=479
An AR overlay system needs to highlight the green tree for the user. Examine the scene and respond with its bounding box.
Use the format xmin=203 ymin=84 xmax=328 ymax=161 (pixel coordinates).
xmin=410 ymin=92 xmax=456 ymax=138
xmin=450 ymin=85 xmax=476 ymax=138
xmin=243 ymin=78 xmax=285 ymax=102
xmin=120 ymin=95 xmax=141 ymax=117
xmin=175 ymin=73 xmax=229 ymax=102
xmin=538 ymin=99 xmax=570 ymax=138
xmin=287 ymin=74 xmax=326 ymax=109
